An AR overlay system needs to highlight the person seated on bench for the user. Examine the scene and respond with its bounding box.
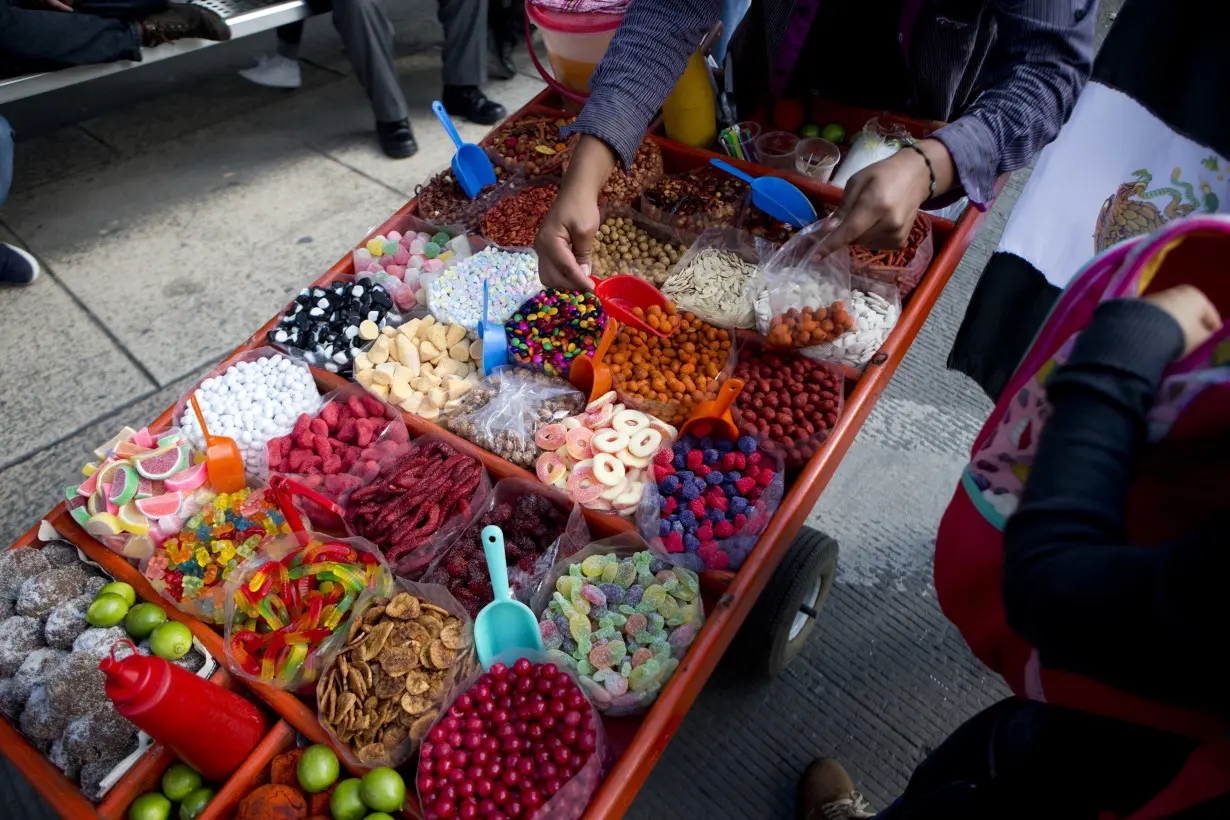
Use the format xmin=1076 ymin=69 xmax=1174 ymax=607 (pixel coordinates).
xmin=0 ymin=0 xmax=230 ymax=78
xmin=1 ymin=115 xmax=39 ymax=286
xmin=237 ymin=0 xmax=505 ymax=159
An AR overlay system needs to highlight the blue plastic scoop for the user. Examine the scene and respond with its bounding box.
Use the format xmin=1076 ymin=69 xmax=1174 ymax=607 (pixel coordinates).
xmin=432 ymin=100 xmax=497 ymax=199
xmin=480 ymin=279 xmax=509 ymax=374
xmin=709 ymin=157 xmax=818 ymax=228
xmin=474 ymin=525 xmax=544 ymax=670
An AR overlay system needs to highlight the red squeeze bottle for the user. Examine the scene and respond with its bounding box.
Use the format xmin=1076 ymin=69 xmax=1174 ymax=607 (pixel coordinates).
xmin=99 ymin=640 xmax=268 ymax=781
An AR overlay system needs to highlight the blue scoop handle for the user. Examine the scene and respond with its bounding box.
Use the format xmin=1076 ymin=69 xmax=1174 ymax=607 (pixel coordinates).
xmin=482 ymin=526 xmax=511 ymax=602
xmin=482 ymin=279 xmax=491 ymax=325
xmin=432 ymin=100 xmax=465 ymax=149
xmin=710 ymin=157 xmax=757 ymax=185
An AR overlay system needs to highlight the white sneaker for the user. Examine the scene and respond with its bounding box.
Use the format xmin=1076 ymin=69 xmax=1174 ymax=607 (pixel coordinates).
xmin=239 ymin=53 xmax=302 ymax=89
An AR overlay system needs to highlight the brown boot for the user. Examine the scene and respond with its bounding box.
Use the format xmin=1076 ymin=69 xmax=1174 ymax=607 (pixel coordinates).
xmin=139 ymin=3 xmax=232 ymax=46
xmin=798 ymin=759 xmax=876 ymax=820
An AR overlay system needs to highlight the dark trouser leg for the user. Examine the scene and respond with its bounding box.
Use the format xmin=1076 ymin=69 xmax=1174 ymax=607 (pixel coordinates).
xmin=438 ymin=0 xmax=486 ymax=87
xmin=1 ymin=115 xmax=13 ymax=205
xmin=0 ymin=0 xmax=140 ymax=67
xmin=332 ymin=0 xmax=407 ymax=122
xmin=276 ymin=21 xmax=305 ymax=59
xmin=73 ymin=0 xmax=164 ymax=18
xmin=877 ymin=699 xmax=1195 ymax=820
xmin=488 ymin=0 xmax=523 ymax=48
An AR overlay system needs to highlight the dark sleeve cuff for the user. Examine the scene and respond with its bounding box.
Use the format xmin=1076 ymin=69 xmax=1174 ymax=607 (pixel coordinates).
xmin=1060 ymin=299 xmax=1185 ymax=386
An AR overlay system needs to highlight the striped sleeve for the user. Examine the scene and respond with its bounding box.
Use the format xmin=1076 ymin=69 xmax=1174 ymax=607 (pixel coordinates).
xmin=566 ymin=0 xmax=722 ymax=170
xmin=930 ymin=0 xmax=1095 ymax=207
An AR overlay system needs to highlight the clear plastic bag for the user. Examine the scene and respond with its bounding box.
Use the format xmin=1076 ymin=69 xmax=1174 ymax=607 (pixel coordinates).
xmin=339 ymin=434 xmax=492 ymax=578
xmin=482 ymin=112 xmax=577 ymax=178
xmin=422 ymin=477 xmax=590 ymax=618
xmin=799 ymin=275 xmax=902 ymax=371
xmin=591 ymin=203 xmax=692 ymax=287
xmin=442 ymin=368 xmax=586 ymax=469
xmin=265 ymin=275 xmax=403 ymax=375
xmin=636 ymin=434 xmax=785 ymax=572
xmin=850 ymin=214 xmax=934 ymax=299
xmin=830 ymin=118 xmax=913 ymax=189
xmin=414 ymin=165 xmax=524 ymax=233
xmin=528 ymin=535 xmax=704 ymax=716
xmin=639 ymin=165 xmax=748 ymax=236
xmin=754 ymin=223 xmax=854 ymax=350
xmin=171 ymin=346 xmax=322 ymax=480
xmin=222 ymin=532 xmax=390 ymax=693
xmin=315 ymin=575 xmax=479 ymax=769
xmin=416 ymin=650 xmax=606 ymax=820
xmin=660 ymin=228 xmax=770 ymax=329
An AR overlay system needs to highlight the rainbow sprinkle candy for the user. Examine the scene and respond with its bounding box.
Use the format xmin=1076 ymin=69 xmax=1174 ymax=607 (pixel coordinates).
xmin=505 ymin=289 xmax=606 ymax=377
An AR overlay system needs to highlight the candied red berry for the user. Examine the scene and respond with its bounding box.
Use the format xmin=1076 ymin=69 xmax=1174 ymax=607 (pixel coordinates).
xmin=709 ymin=494 xmax=729 ymax=513
xmin=320 ymin=401 xmax=341 ymax=430
xmin=713 ymin=520 xmax=735 ymax=538
xmin=748 ymin=452 xmax=762 ymax=466
xmin=694 ymin=464 xmax=711 ymax=478
xmin=662 ymin=496 xmax=678 ymax=515
xmin=735 ymin=477 xmax=756 ymax=495
xmin=748 ymin=486 xmax=764 ymax=501
xmin=688 ymin=498 xmax=706 ymax=518
xmin=685 ymin=450 xmax=704 ymax=470
xmin=756 ymin=467 xmax=775 ymax=487
xmin=733 ymin=513 xmax=748 ymax=529
xmin=654 ymin=448 xmax=674 ymax=466
xmin=652 ymin=464 xmax=675 ymax=482
xmin=695 ymin=524 xmax=713 ymax=542
xmin=663 ymin=532 xmax=684 ymax=553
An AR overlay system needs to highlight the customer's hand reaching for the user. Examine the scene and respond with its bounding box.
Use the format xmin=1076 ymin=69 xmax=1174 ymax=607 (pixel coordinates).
xmin=1144 ymin=285 xmax=1222 ymax=355
xmin=37 ymin=0 xmax=75 ymax=12
xmin=534 ymin=135 xmax=617 ymax=292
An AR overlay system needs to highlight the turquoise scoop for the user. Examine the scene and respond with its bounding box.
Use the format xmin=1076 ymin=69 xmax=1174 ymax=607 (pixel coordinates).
xmin=474 ymin=525 xmax=544 ymax=669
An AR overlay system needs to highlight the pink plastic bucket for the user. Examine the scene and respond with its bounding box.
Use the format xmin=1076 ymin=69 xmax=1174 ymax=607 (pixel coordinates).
xmin=525 ymin=1 xmax=624 ymax=105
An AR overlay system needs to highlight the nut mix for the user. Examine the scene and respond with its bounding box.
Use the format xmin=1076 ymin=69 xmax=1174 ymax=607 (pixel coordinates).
xmin=732 ymin=349 xmax=844 ymax=468
xmin=640 ymin=167 xmax=747 ymax=234
xmin=591 ymin=215 xmax=685 ymax=285
xmin=317 ymin=590 xmax=472 ymax=764
xmin=415 ymin=167 xmax=504 ymax=229
xmin=566 ymin=138 xmax=664 ymax=205
xmin=608 ymin=311 xmax=733 ymax=425
xmin=487 ymin=114 xmax=575 ymax=176
xmin=480 ymin=185 xmax=559 ymax=248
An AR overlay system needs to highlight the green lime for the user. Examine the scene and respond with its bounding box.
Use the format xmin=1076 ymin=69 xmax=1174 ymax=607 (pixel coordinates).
xmin=160 ymin=762 xmax=203 ymax=803
xmin=97 ymin=581 xmax=137 ymax=607
xmin=87 ymin=594 xmax=130 ymax=627
xmin=150 ymin=621 xmax=193 ymax=660
xmin=128 ymin=792 xmax=172 ymax=820
xmin=359 ymin=767 xmax=406 ymax=813
xmin=125 ymin=602 xmax=168 ymax=640
xmin=330 ymin=778 xmax=367 ymax=820
xmin=178 ymin=787 xmax=214 ymax=820
xmin=820 ymin=122 xmax=847 ymax=144
xmin=297 ymin=744 xmax=340 ymax=794
xmin=364 ymin=814 xmax=395 ymax=820
xmin=799 ymin=123 xmax=821 ymax=138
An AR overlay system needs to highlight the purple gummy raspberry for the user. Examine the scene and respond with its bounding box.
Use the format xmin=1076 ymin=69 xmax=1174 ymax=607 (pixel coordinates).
xmin=681 ymin=483 xmax=700 ymax=501
xmin=672 ymin=452 xmax=687 ymax=470
xmin=675 ymin=470 xmax=694 ymax=484
xmin=692 ymin=478 xmax=708 ymax=494
xmin=598 ymin=583 xmax=624 ymax=604
xmin=699 ymin=437 xmax=714 ymax=450
xmin=560 ymin=636 xmax=577 ymax=654
xmin=708 ymin=508 xmax=727 ymax=522
xmin=681 ymin=434 xmax=698 ymax=450
xmin=625 ymin=585 xmax=644 ymax=606
xmin=650 ymin=558 xmax=670 ymax=573
xmin=730 ymin=497 xmax=749 ymax=515
xmin=705 ymin=471 xmax=724 ymax=485
xmin=716 ymin=439 xmax=735 ymax=453
xmin=554 ymin=614 xmax=570 ymax=636
xmin=658 ymin=475 xmax=680 ymax=495
xmin=658 ymin=520 xmax=672 ymax=538
xmin=737 ymin=435 xmax=757 ymax=454
xmin=668 ymin=513 xmax=680 ymax=523
xmin=702 ymin=448 xmax=720 ymax=465
xmin=540 ymin=620 xmax=559 ymax=639
xmin=679 ymin=510 xmax=697 ymax=528
xmin=726 ymin=470 xmax=742 ymax=483
xmin=683 ymin=534 xmax=700 ymax=551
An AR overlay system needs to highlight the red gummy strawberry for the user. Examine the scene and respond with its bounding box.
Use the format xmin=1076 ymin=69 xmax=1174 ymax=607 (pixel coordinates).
xmin=703 ymin=486 xmax=725 ymax=505
xmin=322 ymin=454 xmax=343 ymax=474
xmin=287 ymin=449 xmax=309 ymax=473
xmin=688 ymin=498 xmax=706 ymax=518
xmin=355 ymin=418 xmax=375 ymax=447
xmin=694 ymin=464 xmax=711 ymax=478
xmin=309 ymin=418 xmax=328 ymax=438
xmin=735 ymin=477 xmax=756 ymax=495
xmin=662 ymin=496 xmax=678 ymax=515
xmin=362 ymin=395 xmax=386 ymax=417
xmin=685 ymin=450 xmax=704 ymax=470
xmin=720 ymin=452 xmax=740 ymax=472
xmin=709 ymin=494 xmax=729 ymax=513
xmin=292 ymin=413 xmax=311 ymax=437
xmin=654 ymin=448 xmax=674 ymax=466
xmin=337 ymin=417 xmax=357 ymax=443
xmin=707 ymin=550 xmax=731 ymax=570
xmin=732 ymin=452 xmax=747 ymax=470
xmin=713 ymin=520 xmax=735 ymax=538
xmin=698 ymin=539 xmax=718 ymax=553
xmin=748 ymin=486 xmax=764 ymax=501
xmin=314 ymin=434 xmax=334 ymax=459
xmin=320 ymin=401 xmax=341 ymax=430
xmin=267 ymin=442 xmax=283 ymax=469
xmin=748 ymin=452 xmax=762 ymax=467
xmin=652 ymin=463 xmax=675 ymax=482
xmin=295 ymin=430 xmax=315 ymax=450
xmin=696 ymin=523 xmax=714 ymax=542
xmin=385 ymin=422 xmax=409 ymax=443
xmin=348 ymin=394 xmax=369 ymax=419
xmin=304 ymin=454 xmax=323 ymax=474
xmin=756 ymin=466 xmax=775 ymax=487
xmin=664 ymin=532 xmax=684 ymax=553
xmin=733 ymin=513 xmax=748 ymax=529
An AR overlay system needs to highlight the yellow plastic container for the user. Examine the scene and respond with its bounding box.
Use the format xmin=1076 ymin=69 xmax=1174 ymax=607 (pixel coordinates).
xmin=662 ymin=50 xmax=717 ymax=149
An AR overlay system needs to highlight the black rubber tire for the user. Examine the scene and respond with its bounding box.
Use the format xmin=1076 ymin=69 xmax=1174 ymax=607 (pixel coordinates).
xmin=728 ymin=528 xmax=839 ymax=679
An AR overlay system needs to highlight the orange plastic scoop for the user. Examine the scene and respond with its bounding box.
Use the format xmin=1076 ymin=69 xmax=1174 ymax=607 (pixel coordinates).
xmin=594 ymin=276 xmax=674 ymax=338
xmin=569 ymin=318 xmax=619 ymax=404
xmin=189 ymin=393 xmax=246 ymax=494
xmin=681 ymin=378 xmax=744 ymax=441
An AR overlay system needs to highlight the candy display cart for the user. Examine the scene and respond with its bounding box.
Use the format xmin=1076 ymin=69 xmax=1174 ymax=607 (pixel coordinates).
xmin=2 ymin=88 xmax=1000 ymax=819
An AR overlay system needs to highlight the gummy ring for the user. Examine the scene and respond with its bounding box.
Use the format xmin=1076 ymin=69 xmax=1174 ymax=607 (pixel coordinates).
xmin=582 ymin=402 xmax=615 ymax=430
xmin=591 ymin=429 xmax=629 ymax=454
xmin=627 ymin=428 xmax=663 ymax=459
xmin=593 ymin=453 xmax=627 ymax=486
xmin=614 ymin=482 xmax=644 ymax=509
xmin=567 ymin=460 xmax=604 ymax=504
xmin=536 ymin=452 xmax=566 ymax=486
xmin=586 ymin=391 xmax=617 ymax=412
xmin=535 ymin=423 xmax=567 ymax=450
xmin=566 ymin=426 xmax=595 ymax=460
xmin=612 ymin=409 xmax=650 ymax=434
xmin=562 ymin=416 xmax=583 ymax=430
xmin=600 ymin=478 xmax=629 ymax=500
xmin=617 ymin=450 xmax=650 ymax=468
xmin=648 ymin=417 xmax=678 ymax=441
xmin=587 ymin=496 xmax=614 ymax=511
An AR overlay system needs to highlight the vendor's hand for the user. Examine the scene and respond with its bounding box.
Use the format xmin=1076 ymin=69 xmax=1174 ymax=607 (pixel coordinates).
xmin=535 ymin=135 xmax=617 ymax=292
xmin=1144 ymin=285 xmax=1222 ymax=355
xmin=39 ymin=0 xmax=75 ymax=11
xmin=815 ymin=139 xmax=954 ymax=259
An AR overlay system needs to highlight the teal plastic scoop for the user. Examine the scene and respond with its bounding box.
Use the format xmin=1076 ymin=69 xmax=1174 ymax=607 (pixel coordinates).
xmin=432 ymin=100 xmax=497 ymax=199
xmin=474 ymin=525 xmax=543 ymax=669
xmin=709 ymin=157 xmax=818 ymax=228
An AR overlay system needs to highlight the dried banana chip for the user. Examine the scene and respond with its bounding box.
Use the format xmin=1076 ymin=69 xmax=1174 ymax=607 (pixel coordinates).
xmin=361 ymin=621 xmax=394 ymax=661
xmin=363 ymin=605 xmax=387 ymax=624
xmin=347 ymin=666 xmax=366 ymax=699
xmin=428 ymin=640 xmax=455 ymax=670
xmin=380 ymin=724 xmax=408 ymax=749
xmin=401 ymin=693 xmax=432 ymax=716
xmin=403 ymin=622 xmax=431 ymax=647
xmin=380 ymin=646 xmax=418 ymax=677
xmin=419 ymin=641 xmax=435 ymax=670
xmin=374 ymin=669 xmax=404 ymax=699
xmin=439 ymin=621 xmax=463 ymax=650
xmin=404 ymin=670 xmax=431 ymax=695
xmin=409 ymin=710 xmax=437 ymax=740
xmin=418 ymin=611 xmax=444 ymax=638
xmin=337 ymin=692 xmax=358 ymax=719
xmin=386 ymin=592 xmax=421 ymax=620
xmin=420 ymin=602 xmax=451 ymax=618
xmin=357 ymin=743 xmax=387 ymax=763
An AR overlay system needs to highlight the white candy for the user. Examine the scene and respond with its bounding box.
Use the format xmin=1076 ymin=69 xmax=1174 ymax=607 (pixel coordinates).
xmin=800 ymin=289 xmax=899 ymax=369
xmin=179 ymin=353 xmax=321 ymax=476
xmin=426 ymin=246 xmax=542 ymax=333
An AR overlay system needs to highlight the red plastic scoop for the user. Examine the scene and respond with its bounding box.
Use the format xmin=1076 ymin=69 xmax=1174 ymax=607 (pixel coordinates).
xmin=680 ymin=378 xmax=744 ymax=441
xmin=189 ymin=394 xmax=246 ymax=494
xmin=594 ymin=276 xmax=675 ymax=338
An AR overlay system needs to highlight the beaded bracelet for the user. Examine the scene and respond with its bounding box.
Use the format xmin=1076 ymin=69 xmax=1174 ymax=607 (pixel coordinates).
xmin=904 ymin=142 xmax=936 ymax=200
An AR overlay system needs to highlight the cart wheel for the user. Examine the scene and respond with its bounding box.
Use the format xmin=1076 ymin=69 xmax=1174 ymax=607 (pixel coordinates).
xmin=730 ymin=528 xmax=838 ymax=679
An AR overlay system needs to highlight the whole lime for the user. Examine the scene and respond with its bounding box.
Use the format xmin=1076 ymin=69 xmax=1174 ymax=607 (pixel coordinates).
xmin=161 ymin=762 xmax=203 ymax=803
xmin=87 ymin=594 xmax=130 ymax=628
xmin=359 ymin=767 xmax=406 ymax=813
xmin=364 ymin=814 xmax=396 ymax=820
xmin=297 ymin=744 xmax=340 ymax=794
xmin=125 ymin=603 xmax=168 ymax=640
xmin=97 ymin=581 xmax=137 ymax=607
xmin=128 ymin=792 xmax=172 ymax=820
xmin=330 ymin=778 xmax=367 ymax=820
xmin=178 ymin=787 xmax=215 ymax=820
xmin=799 ymin=123 xmax=821 ymax=138
xmin=150 ymin=621 xmax=193 ymax=660
xmin=820 ymin=122 xmax=847 ymax=145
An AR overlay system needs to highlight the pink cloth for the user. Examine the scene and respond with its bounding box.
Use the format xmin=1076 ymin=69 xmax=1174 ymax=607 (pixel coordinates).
xmin=529 ymin=0 xmax=629 ymax=13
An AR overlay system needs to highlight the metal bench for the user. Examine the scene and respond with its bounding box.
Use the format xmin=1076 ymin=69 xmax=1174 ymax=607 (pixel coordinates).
xmin=0 ymin=0 xmax=316 ymax=104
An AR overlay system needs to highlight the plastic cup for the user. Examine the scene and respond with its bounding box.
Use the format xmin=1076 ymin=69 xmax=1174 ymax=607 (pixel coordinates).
xmin=719 ymin=121 xmax=762 ymax=163
xmin=794 ymin=137 xmax=840 ymax=183
xmin=754 ymin=131 xmax=799 ymax=172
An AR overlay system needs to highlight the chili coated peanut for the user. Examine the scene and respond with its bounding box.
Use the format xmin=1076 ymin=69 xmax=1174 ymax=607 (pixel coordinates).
xmin=732 ymin=350 xmax=843 ymax=468
xmin=767 ymin=302 xmax=855 ymax=349
xmin=480 ymin=185 xmax=559 ymax=247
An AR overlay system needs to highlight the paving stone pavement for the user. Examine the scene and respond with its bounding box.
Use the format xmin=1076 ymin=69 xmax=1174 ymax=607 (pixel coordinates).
xmin=1 ymin=2 xmax=1122 ymax=816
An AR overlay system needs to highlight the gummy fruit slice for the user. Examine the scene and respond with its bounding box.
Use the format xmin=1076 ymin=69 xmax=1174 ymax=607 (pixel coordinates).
xmin=135 ymin=493 xmax=183 ymax=519
xmin=85 ymin=512 xmax=124 ymax=537
xmin=118 ymin=501 xmax=150 ymax=535
xmin=133 ymin=445 xmax=189 ymax=480
xmin=163 ymin=461 xmax=208 ymax=493
xmin=108 ymin=465 xmax=139 ymax=505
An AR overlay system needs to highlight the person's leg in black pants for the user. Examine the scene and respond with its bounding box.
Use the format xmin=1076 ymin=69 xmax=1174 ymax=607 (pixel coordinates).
xmin=487 ymin=0 xmax=522 ymax=79
xmin=0 ymin=0 xmax=141 ymax=68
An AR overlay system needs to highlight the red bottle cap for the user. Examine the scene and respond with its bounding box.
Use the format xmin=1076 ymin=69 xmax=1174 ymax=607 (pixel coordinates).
xmin=99 ymin=639 xmax=149 ymax=702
